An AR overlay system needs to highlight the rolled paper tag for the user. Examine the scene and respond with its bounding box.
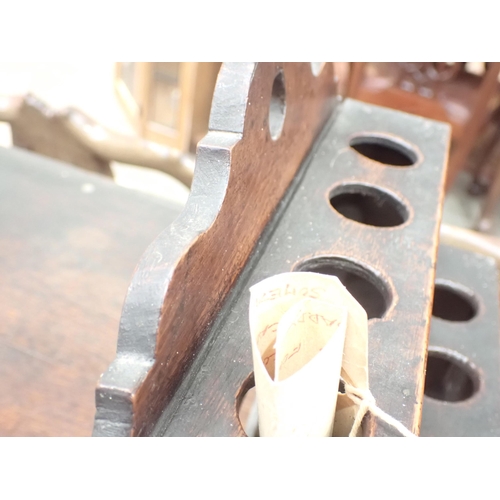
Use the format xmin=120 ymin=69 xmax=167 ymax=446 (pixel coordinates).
xmin=249 ymin=272 xmax=369 ymax=437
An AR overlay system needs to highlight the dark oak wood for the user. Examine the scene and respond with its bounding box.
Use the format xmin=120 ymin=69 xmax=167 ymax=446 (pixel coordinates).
xmin=447 ymin=62 xmax=500 ymax=191
xmin=348 ymin=62 xmax=500 ymax=191
xmin=421 ymin=245 xmax=500 ymax=436
xmin=0 ymin=147 xmax=182 ymax=436
xmin=472 ymin=106 xmax=500 ymax=233
xmin=478 ymin=159 xmax=500 ymax=233
xmin=152 ymin=99 xmax=450 ymax=437
xmin=94 ymin=63 xmax=338 ymax=436
xmin=95 ymin=63 xmax=450 ymax=437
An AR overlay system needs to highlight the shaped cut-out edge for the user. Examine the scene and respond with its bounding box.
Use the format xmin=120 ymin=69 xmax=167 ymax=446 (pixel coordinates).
xmin=93 ymin=63 xmax=338 ymax=437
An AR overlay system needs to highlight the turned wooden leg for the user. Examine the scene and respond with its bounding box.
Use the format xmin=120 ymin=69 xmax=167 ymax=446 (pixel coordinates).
xmin=477 ymin=158 xmax=500 ymax=232
xmin=446 ymin=62 xmax=500 ymax=192
xmin=468 ymin=106 xmax=500 ymax=195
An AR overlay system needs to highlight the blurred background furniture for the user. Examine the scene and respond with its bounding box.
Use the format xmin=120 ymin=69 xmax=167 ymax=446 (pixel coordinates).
xmin=2 ymin=62 xmax=500 ymax=436
xmin=471 ymin=107 xmax=500 ymax=232
xmin=0 ymin=93 xmax=195 ymax=187
xmin=348 ymin=62 xmax=500 ymax=191
xmin=115 ymin=62 xmax=221 ymax=154
xmin=6 ymin=62 xmax=500 ymax=235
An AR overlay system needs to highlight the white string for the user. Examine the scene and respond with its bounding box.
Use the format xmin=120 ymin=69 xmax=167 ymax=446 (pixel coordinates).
xmin=343 ymin=381 xmax=417 ymax=438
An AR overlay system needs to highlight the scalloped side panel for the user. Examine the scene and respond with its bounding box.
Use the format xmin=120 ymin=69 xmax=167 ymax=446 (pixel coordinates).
xmin=94 ymin=62 xmax=337 ymax=436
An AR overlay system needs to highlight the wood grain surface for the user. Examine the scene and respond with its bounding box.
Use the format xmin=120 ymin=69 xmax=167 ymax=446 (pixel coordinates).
xmin=0 ymin=147 xmax=182 ymax=436
xmin=95 ymin=63 xmax=451 ymax=437
xmin=154 ymin=99 xmax=450 ymax=437
xmin=94 ymin=63 xmax=338 ymax=436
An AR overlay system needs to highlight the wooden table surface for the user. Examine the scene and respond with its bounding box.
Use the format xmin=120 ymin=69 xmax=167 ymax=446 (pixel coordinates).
xmin=0 ymin=146 xmax=182 ymax=436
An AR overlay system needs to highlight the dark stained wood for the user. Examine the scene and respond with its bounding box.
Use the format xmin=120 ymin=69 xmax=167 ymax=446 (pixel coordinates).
xmin=464 ymin=106 xmax=500 ymax=196
xmin=94 ymin=63 xmax=338 ymax=436
xmin=0 ymin=147 xmax=182 ymax=436
xmin=348 ymin=62 xmax=500 ymax=191
xmin=477 ymin=156 xmax=500 ymax=233
xmin=152 ymin=99 xmax=450 ymax=437
xmin=447 ymin=62 xmax=500 ymax=190
xmin=95 ymin=63 xmax=450 ymax=437
xmin=347 ymin=62 xmax=366 ymax=99
xmin=421 ymin=245 xmax=500 ymax=436
xmin=472 ymin=107 xmax=500 ymax=232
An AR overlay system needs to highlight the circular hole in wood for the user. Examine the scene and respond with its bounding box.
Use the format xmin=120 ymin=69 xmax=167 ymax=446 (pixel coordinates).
xmin=295 ymin=256 xmax=392 ymax=319
xmin=269 ymin=69 xmax=286 ymax=140
xmin=424 ymin=347 xmax=480 ymax=402
xmin=236 ymin=374 xmax=358 ymax=437
xmin=350 ymin=134 xmax=417 ymax=166
xmin=329 ymin=183 xmax=409 ymax=227
xmin=432 ymin=280 xmax=479 ymax=322
xmin=237 ymin=374 xmax=259 ymax=437
xmin=311 ymin=62 xmax=326 ymax=76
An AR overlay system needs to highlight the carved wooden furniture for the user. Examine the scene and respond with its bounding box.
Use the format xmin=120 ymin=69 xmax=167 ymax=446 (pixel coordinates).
xmin=348 ymin=62 xmax=500 ymax=191
xmin=478 ymin=167 xmax=500 ymax=233
xmin=2 ymin=63 xmax=497 ymax=437
xmin=466 ymin=106 xmax=500 ymax=232
xmin=115 ymin=62 xmax=221 ymax=153
xmin=0 ymin=146 xmax=183 ymax=436
xmin=0 ymin=94 xmax=195 ymax=187
xmin=94 ymin=62 xmax=458 ymax=437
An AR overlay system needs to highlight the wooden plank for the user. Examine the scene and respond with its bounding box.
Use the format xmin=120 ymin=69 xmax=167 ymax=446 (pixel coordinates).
xmin=153 ymin=99 xmax=450 ymax=437
xmin=95 ymin=62 xmax=450 ymax=437
xmin=421 ymin=245 xmax=500 ymax=436
xmin=0 ymin=147 xmax=182 ymax=436
xmin=94 ymin=62 xmax=338 ymax=436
